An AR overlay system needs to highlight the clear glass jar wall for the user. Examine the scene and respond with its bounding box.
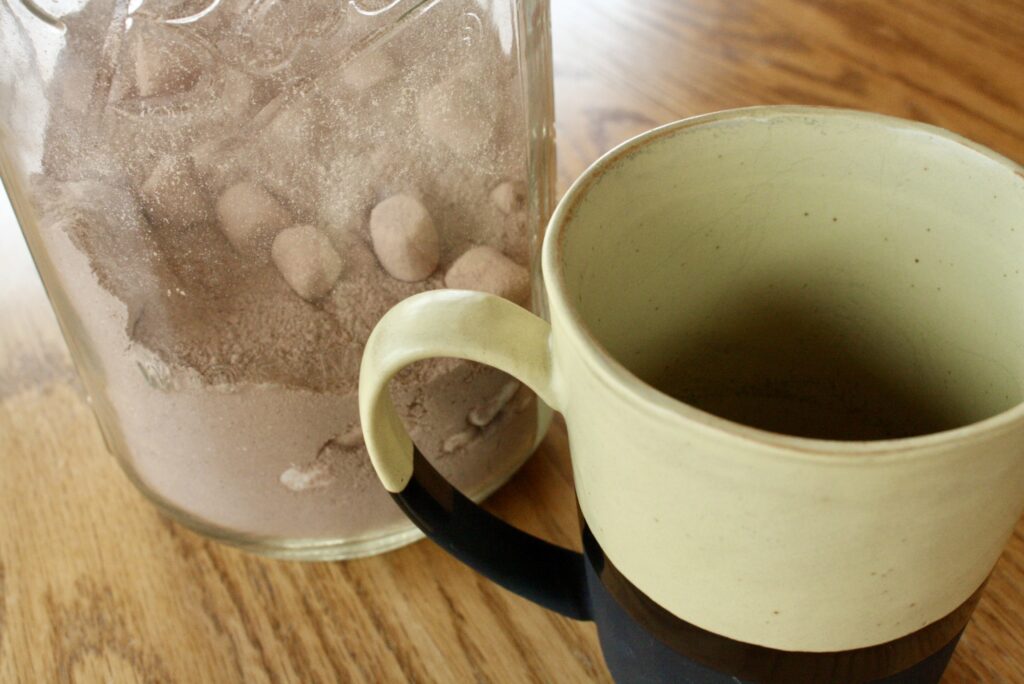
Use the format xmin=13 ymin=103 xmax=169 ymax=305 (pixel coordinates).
xmin=0 ymin=0 xmax=555 ymax=559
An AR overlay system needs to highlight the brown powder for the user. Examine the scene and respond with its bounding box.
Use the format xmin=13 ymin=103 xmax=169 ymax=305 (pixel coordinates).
xmin=26 ymin=0 xmax=540 ymax=545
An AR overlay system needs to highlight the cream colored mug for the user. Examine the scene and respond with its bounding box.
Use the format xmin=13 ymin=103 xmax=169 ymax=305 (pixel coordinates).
xmin=359 ymin=106 xmax=1024 ymax=683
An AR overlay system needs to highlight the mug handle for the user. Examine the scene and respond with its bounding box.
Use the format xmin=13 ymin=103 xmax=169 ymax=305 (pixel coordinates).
xmin=359 ymin=289 xmax=591 ymax=620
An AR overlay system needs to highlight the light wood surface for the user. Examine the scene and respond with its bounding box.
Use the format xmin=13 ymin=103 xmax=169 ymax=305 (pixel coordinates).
xmin=2 ymin=1 xmax=1023 ymax=681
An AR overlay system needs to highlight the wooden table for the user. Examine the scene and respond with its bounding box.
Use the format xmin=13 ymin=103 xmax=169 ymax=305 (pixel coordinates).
xmin=2 ymin=1 xmax=1023 ymax=681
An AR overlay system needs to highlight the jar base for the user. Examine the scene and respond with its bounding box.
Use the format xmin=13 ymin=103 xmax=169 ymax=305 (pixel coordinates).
xmin=120 ymin=403 xmax=554 ymax=561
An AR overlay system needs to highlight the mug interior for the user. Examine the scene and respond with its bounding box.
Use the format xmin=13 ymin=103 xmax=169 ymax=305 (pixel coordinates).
xmin=555 ymin=108 xmax=1024 ymax=441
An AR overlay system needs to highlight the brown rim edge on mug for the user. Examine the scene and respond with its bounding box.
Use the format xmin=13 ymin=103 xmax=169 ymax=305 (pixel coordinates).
xmin=359 ymin=106 xmax=1024 ymax=683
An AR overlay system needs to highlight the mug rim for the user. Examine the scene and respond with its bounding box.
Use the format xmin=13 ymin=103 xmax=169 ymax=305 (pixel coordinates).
xmin=543 ymin=104 xmax=1024 ymax=459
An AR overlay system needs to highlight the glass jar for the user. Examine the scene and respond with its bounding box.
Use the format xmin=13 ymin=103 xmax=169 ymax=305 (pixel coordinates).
xmin=0 ymin=0 xmax=555 ymax=559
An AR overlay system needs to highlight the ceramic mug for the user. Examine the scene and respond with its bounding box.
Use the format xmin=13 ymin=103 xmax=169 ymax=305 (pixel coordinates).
xmin=358 ymin=106 xmax=1024 ymax=683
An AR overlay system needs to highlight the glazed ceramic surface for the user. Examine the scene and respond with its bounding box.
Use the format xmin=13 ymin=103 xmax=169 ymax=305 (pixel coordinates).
xmin=361 ymin=107 xmax=1024 ymax=653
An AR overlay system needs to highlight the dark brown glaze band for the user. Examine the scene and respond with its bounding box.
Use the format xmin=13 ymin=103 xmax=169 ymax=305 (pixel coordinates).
xmin=393 ymin=448 xmax=977 ymax=682
xmin=582 ymin=522 xmax=984 ymax=683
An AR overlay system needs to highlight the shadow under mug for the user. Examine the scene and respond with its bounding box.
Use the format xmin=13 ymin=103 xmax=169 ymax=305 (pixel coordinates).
xmin=359 ymin=106 xmax=1024 ymax=683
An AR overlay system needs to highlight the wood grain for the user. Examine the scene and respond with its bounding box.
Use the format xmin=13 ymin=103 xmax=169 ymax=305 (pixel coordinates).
xmin=2 ymin=1 xmax=1023 ymax=681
